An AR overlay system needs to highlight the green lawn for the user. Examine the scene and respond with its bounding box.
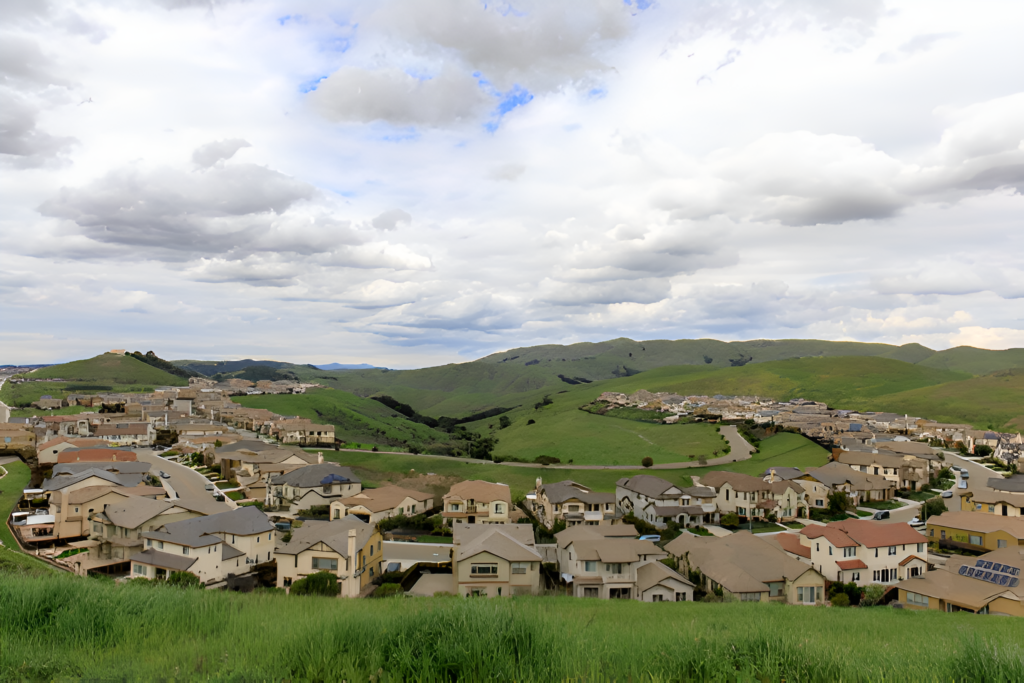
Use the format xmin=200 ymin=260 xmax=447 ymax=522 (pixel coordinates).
xmin=5 ymin=571 xmax=1024 ymax=680
xmin=416 ymin=536 xmax=452 ymax=544
xmin=901 ymin=490 xmax=938 ymax=502
xmin=860 ymin=500 xmax=906 ymax=510
xmin=682 ymin=432 xmax=831 ymax=481
xmin=0 ymin=460 xmax=56 ymax=575
xmin=783 ymin=522 xmax=806 ymax=529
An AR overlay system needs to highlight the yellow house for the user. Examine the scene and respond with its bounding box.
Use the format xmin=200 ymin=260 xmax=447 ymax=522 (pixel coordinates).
xmin=275 ymin=517 xmax=383 ymax=596
xmin=926 ymin=511 xmax=1024 ymax=552
xmin=960 ymin=479 xmax=1024 ymax=517
xmin=451 ymin=523 xmax=542 ymax=597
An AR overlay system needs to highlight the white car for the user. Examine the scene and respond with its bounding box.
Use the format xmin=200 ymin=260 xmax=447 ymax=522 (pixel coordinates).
xmin=909 ymin=517 xmax=923 ymax=525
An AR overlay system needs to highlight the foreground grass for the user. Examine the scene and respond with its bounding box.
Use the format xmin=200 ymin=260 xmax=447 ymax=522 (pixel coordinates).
xmin=1 ymin=572 xmax=1022 ymax=681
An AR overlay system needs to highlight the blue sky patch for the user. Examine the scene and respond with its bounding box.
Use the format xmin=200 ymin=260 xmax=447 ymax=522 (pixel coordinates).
xmin=299 ymin=75 xmax=329 ymax=93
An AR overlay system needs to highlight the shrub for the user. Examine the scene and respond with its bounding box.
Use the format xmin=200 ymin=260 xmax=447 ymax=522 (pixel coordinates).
xmin=499 ymin=415 xmax=511 ymax=429
xmin=862 ymin=584 xmax=886 ymax=606
xmin=527 ymin=419 xmax=536 ymax=425
xmin=641 ymin=457 xmax=654 ymax=468
xmin=375 ymin=583 xmax=404 ymax=598
xmin=290 ymin=571 xmax=340 ymax=597
xmin=166 ymin=571 xmax=202 ymax=589
xmin=720 ymin=513 xmax=740 ymax=528
xmin=831 ymin=593 xmax=850 ymax=607
xmin=922 ymin=497 xmax=946 ymax=519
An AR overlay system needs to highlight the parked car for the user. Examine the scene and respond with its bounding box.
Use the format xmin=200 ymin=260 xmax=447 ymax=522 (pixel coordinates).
xmin=158 ymin=471 xmax=170 ymax=479
xmin=941 ymin=490 xmax=953 ymax=498
xmin=909 ymin=516 xmax=922 ymax=525
xmin=958 ymin=480 xmax=968 ymax=489
xmin=872 ymin=510 xmax=890 ymax=520
xmin=204 ymin=483 xmax=214 ymax=491
xmin=638 ymin=534 xmax=661 ymax=542
xmin=961 ymin=471 xmax=970 ymax=479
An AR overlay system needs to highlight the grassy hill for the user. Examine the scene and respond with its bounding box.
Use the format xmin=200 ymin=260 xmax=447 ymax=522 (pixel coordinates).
xmin=0 ymin=353 xmax=186 ymax=407
xmin=2 ymin=570 xmax=1022 ymax=681
xmin=172 ymin=358 xmax=310 ymax=377
xmin=870 ymin=368 xmax=1024 ymax=430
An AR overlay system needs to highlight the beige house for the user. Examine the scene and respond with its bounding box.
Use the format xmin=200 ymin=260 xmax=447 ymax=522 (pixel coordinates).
xmin=134 ymin=506 xmax=276 ymax=585
xmin=699 ymin=471 xmax=807 ymax=521
xmin=267 ymin=418 xmax=335 ymax=446
xmin=35 ymin=437 xmax=109 ymax=466
xmin=266 ymin=463 xmax=362 ymax=514
xmin=275 ymin=517 xmax=384 ymax=596
xmin=615 ymin=474 xmax=718 ymax=528
xmin=42 ymin=484 xmax=166 ymax=548
xmin=797 ymin=461 xmax=895 ymax=506
xmin=443 ymin=480 xmax=512 ymax=525
xmin=330 ymin=485 xmax=434 ymax=523
xmin=555 ymin=525 xmax=672 ymax=599
xmin=897 ymin=547 xmax=1024 ymax=615
xmin=666 ymin=531 xmax=826 ymax=604
xmin=213 ymin=440 xmax=320 ymax=480
xmin=93 ymin=423 xmax=155 ymax=447
xmin=960 ymin=475 xmax=1024 ymax=517
xmin=530 ymin=478 xmax=617 ymax=529
xmin=835 ymin=450 xmax=930 ymax=491
xmin=636 ymin=561 xmax=695 ymax=602
xmin=775 ymin=519 xmax=928 ymax=586
xmin=451 ymin=523 xmax=543 ymax=597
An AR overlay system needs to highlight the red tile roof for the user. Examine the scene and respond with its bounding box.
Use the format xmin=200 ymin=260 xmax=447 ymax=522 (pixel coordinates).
xmin=899 ymin=554 xmax=926 ymax=567
xmin=56 ymin=449 xmax=137 ymax=463
xmin=775 ymin=532 xmax=811 ymax=558
xmin=836 ymin=559 xmax=867 ymax=570
xmin=827 ymin=519 xmax=925 ymax=548
xmin=801 ymin=525 xmax=859 ymax=548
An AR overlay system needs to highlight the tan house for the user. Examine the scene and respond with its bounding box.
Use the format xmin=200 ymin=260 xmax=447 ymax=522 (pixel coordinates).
xmin=443 ymin=480 xmax=512 ymax=525
xmin=330 ymin=485 xmax=434 ymax=523
xmin=530 ymin=478 xmax=617 ymax=529
xmin=213 ymin=440 xmax=320 ymax=480
xmin=926 ymin=511 xmax=1024 ymax=553
xmin=0 ymin=422 xmax=36 ymax=453
xmin=775 ymin=519 xmax=928 ymax=586
xmin=666 ymin=531 xmax=826 ymax=604
xmin=92 ymin=423 xmax=155 ymax=447
xmin=39 ymin=484 xmax=166 ymax=550
xmin=266 ymin=463 xmax=362 ymax=514
xmin=835 ymin=450 xmax=929 ymax=491
xmin=699 ymin=471 xmax=807 ymax=521
xmin=960 ymin=475 xmax=1024 ymax=517
xmin=797 ymin=460 xmax=896 ymax=507
xmin=451 ymin=523 xmax=543 ymax=597
xmin=615 ymin=474 xmax=718 ymax=528
xmin=636 ymin=561 xmax=695 ymax=602
xmin=555 ymin=525 xmax=673 ymax=599
xmin=35 ymin=437 xmax=109 ymax=466
xmin=135 ymin=506 xmax=276 ymax=585
xmin=275 ymin=516 xmax=384 ymax=596
xmin=267 ymin=418 xmax=335 ymax=446
xmin=897 ymin=547 xmax=1024 ymax=615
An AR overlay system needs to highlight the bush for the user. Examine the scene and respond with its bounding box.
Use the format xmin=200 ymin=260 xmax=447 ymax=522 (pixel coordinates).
xmin=862 ymin=584 xmax=886 ymax=606
xmin=527 ymin=419 xmax=536 ymax=425
xmin=641 ymin=456 xmax=653 ymax=468
xmin=922 ymin=497 xmax=946 ymax=519
xmin=166 ymin=571 xmax=202 ymax=589
xmin=290 ymin=571 xmax=340 ymax=597
xmin=720 ymin=513 xmax=740 ymax=528
xmin=499 ymin=415 xmax=511 ymax=429
xmin=831 ymin=593 xmax=850 ymax=607
xmin=375 ymin=583 xmax=404 ymax=598
xmin=534 ymin=455 xmax=561 ymax=466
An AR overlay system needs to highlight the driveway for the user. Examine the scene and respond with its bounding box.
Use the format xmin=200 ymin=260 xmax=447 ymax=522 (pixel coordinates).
xmin=133 ymin=449 xmax=234 ymax=508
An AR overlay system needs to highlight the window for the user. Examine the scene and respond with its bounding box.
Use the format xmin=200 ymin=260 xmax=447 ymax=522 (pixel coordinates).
xmin=133 ymin=564 xmax=147 ymax=576
xmin=828 ymin=546 xmax=832 ymax=556
xmin=976 ymin=504 xmax=982 ymax=511
xmin=969 ymin=535 xmax=982 ymax=546
xmin=675 ymin=592 xmax=688 ymax=602
xmin=998 ymin=539 xmax=1008 ymax=549
xmin=411 ymin=505 xmax=417 ymax=514
xmin=906 ymin=592 xmax=929 ymax=606
xmin=843 ymin=547 xmax=856 ymax=558
xmin=583 ymin=587 xmax=599 ymax=598
xmin=450 ymin=503 xmax=460 ymax=512
xmin=157 ymin=541 xmax=163 ymax=550
xmin=93 ymin=524 xmax=102 ymax=534
xmin=511 ymin=562 xmax=529 ymax=575
xmin=471 ymin=564 xmax=498 ymax=575
xmin=182 ymin=547 xmax=189 ymax=555
xmin=584 ymin=561 xmax=597 ymax=572
xmin=604 ymin=563 xmax=623 ymax=574
xmin=768 ymin=582 xmax=784 ymax=597
xmin=651 ymin=594 xmax=664 ymax=602
xmin=494 ymin=504 xmax=503 ymax=514
xmin=725 ymin=490 xmax=729 ymax=501
xmin=816 ymin=499 xmax=823 ymax=506
xmin=333 ymin=509 xmax=340 ymax=519
xmin=323 ymin=485 xmax=331 ymax=494
xmin=909 ymin=567 xmax=921 ymax=578
xmin=851 ymin=572 xmax=860 ymax=582
xmin=888 ymin=546 xmax=897 ymax=556
xmin=989 ymin=505 xmax=995 ymax=513
xmin=917 ymin=543 xmax=924 ymax=553
xmin=370 ymin=546 xmax=374 ymax=556
xmin=740 ymin=593 xmax=760 ymax=602
xmin=941 ymin=530 xmax=946 ymax=541
xmin=312 ymin=557 xmax=339 ymax=571
xmin=370 ymin=568 xmax=374 ymax=577
xmin=147 ymin=539 xmax=152 ymax=547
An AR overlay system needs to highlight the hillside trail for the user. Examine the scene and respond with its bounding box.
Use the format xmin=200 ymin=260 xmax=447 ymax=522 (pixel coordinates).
xmin=329 ymin=424 xmax=755 ymax=471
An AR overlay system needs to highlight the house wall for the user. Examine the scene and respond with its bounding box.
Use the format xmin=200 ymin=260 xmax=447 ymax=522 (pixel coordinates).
xmin=897 ymin=588 xmax=941 ymax=611
xmin=806 ymin=537 xmax=927 ymax=586
xmin=453 ymin=550 xmax=541 ymax=597
xmin=786 ymin=572 xmax=826 ymax=604
xmin=442 ymin=497 xmax=510 ymax=524
xmin=960 ymin=497 xmax=1023 ymax=517
xmin=925 ymin=524 xmax=1023 ymax=552
xmin=640 ymin=578 xmax=693 ymax=602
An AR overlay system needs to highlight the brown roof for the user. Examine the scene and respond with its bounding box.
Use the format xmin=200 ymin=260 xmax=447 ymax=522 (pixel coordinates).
xmin=899 ymin=554 xmax=926 ymax=567
xmin=339 ymin=485 xmax=433 ymax=513
xmin=554 ymin=524 xmax=638 ymax=549
xmin=56 ymin=449 xmax=137 ymax=463
xmin=66 ymin=485 xmax=166 ymax=504
xmin=836 ymin=559 xmax=868 ymax=570
xmin=568 ymin=538 xmax=665 ymax=564
xmin=774 ymin=532 xmax=810 ymax=558
xmin=804 ymin=519 xmax=925 ymax=549
xmin=928 ymin=511 xmax=1024 ymax=540
xmin=444 ymin=480 xmax=511 ymax=505
xmin=636 ymin=560 xmax=694 ymax=593
xmin=801 ymin=525 xmax=860 ymax=548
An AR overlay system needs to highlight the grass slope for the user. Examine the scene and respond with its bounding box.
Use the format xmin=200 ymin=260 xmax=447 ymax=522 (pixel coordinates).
xmin=918 ymin=346 xmax=1024 ymax=375
xmin=872 ymin=368 xmax=1024 ymax=430
xmin=0 ymin=460 xmax=57 ymax=575
xmin=685 ymin=432 xmax=831 ymax=480
xmin=2 ymin=572 xmax=1024 ymax=681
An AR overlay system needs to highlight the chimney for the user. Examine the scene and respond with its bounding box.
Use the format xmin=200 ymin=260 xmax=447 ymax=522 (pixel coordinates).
xmin=536 ymin=477 xmax=542 ymax=491
xmin=769 ymin=468 xmax=776 ymax=484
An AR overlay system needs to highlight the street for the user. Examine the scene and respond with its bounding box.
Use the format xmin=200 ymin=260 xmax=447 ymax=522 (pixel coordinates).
xmin=133 ymin=448 xmax=233 ymax=508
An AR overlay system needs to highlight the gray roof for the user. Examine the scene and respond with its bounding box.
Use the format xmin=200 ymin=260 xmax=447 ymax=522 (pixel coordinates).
xmin=275 ymin=516 xmax=374 ymax=558
xmin=759 ymin=467 xmax=804 ymax=481
xmin=105 ymin=497 xmax=178 ymax=528
xmin=453 ymin=524 xmax=540 ymax=563
xmin=53 ymin=462 xmax=152 ymax=476
xmin=453 ymin=523 xmax=535 ymax=548
xmin=615 ymin=475 xmax=682 ymax=499
xmin=132 ymin=548 xmax=197 ymax=572
xmin=989 ymin=475 xmax=1024 ymax=493
xmin=540 ymin=481 xmax=614 ymax=505
xmin=41 ymin=469 xmax=130 ymax=491
xmin=680 ymin=485 xmax=716 ymax=498
xmin=143 ymin=506 xmax=274 ymax=548
xmin=269 ymin=463 xmax=360 ymax=488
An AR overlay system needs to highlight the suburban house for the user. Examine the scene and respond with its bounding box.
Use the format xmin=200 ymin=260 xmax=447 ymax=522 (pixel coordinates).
xmin=266 ymin=418 xmax=335 ymax=446
xmin=960 ymin=475 xmax=1024 ymax=517
xmin=666 ymin=531 xmax=827 ymax=604
xmin=896 ymin=547 xmax=1024 ymax=615
xmin=926 ymin=511 xmax=1024 ymax=552
xmin=330 ymin=485 xmax=435 ymax=523
xmin=34 ymin=484 xmax=166 ymax=550
xmin=555 ymin=525 xmax=671 ymax=599
xmin=530 ymin=478 xmax=617 ymax=529
xmin=451 ymin=523 xmax=543 ymax=597
xmin=615 ymin=475 xmax=718 ymax=528
xmin=212 ymin=440 xmax=320 ymax=480
xmin=835 ymin=450 xmax=929 ymax=491
xmin=635 ymin=561 xmax=695 ymax=602
xmin=35 ymin=437 xmax=109 ymax=466
xmin=92 ymin=423 xmax=156 ymax=447
xmin=265 ymin=463 xmax=362 ymax=514
xmin=275 ymin=516 xmax=384 ymax=596
xmin=797 ymin=461 xmax=896 ymax=507
xmin=699 ymin=471 xmax=807 ymax=522
xmin=134 ymin=506 xmax=276 ymax=585
xmin=775 ymin=519 xmax=928 ymax=586
xmin=442 ymin=480 xmax=512 ymax=525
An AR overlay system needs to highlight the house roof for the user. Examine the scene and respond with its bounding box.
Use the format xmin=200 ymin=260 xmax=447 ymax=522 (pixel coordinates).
xmin=835 ymin=451 xmax=906 ymax=468
xmin=41 ymin=469 xmax=130 ymax=491
xmin=143 ymin=506 xmax=273 ymax=548
xmin=988 ymin=475 xmax=1024 ymax=494
xmin=93 ymin=424 xmax=151 ymax=436
xmin=899 ymin=554 xmax=926 ymax=567
xmin=66 ymin=485 xmax=166 ymax=505
xmin=614 ymin=475 xmax=682 ymax=500
xmin=455 ymin=527 xmax=541 ymax=563
xmin=275 ymin=516 xmax=375 ymax=558
xmin=568 ymin=538 xmax=664 ymax=564
xmin=803 ymin=519 xmax=926 ymax=549
xmin=875 ymin=441 xmax=940 ymax=459
xmin=104 ymin=497 xmax=180 ymax=528
xmin=268 ymin=463 xmax=360 ymax=488
xmin=760 ymin=467 xmax=805 ymax=481
xmin=636 ymin=560 xmax=694 ymax=593
xmin=700 ymin=471 xmax=797 ymax=495
xmin=539 ymin=481 xmax=614 ymax=505
xmin=803 ymin=461 xmax=894 ymax=491
xmin=836 ymin=559 xmax=868 ymax=570
xmin=680 ymin=485 xmax=716 ymax=499
xmin=56 ymin=448 xmax=137 ymax=463
xmin=895 ymin=548 xmax=1024 ymax=611
xmin=132 ymin=548 xmax=197 ymax=572
xmin=554 ymin=524 xmax=638 ymax=549
xmin=454 ymin=522 xmax=534 ymax=549
xmin=338 ymin=485 xmax=433 ymax=513
xmin=928 ymin=511 xmax=1024 ymax=539
xmin=773 ymin=532 xmax=810 ymax=558
xmin=444 ymin=480 xmax=511 ymax=505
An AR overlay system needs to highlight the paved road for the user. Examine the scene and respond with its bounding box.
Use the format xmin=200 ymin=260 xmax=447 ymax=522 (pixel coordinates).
xmin=133 ymin=449 xmax=233 ymax=507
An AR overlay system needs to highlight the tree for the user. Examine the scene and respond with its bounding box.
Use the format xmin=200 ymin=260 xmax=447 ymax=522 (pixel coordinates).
xmin=922 ymin=497 xmax=946 ymax=520
xmin=290 ymin=571 xmax=340 ymax=597
xmin=408 ymin=444 xmax=422 ymax=455
xmin=499 ymin=415 xmax=511 ymax=429
xmin=641 ymin=456 xmax=654 ymax=468
xmin=861 ymin=584 xmax=886 ymax=606
xmin=214 ymin=439 xmax=222 ymax=448
xmin=975 ymin=444 xmax=994 ymax=457
xmin=827 ymin=491 xmax=852 ymax=515
xmin=720 ymin=513 xmax=740 ymax=528
xmin=166 ymin=571 xmax=202 ymax=589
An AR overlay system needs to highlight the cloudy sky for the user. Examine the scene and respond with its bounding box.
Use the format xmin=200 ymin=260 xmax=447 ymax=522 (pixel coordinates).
xmin=3 ymin=0 xmax=1024 ymax=367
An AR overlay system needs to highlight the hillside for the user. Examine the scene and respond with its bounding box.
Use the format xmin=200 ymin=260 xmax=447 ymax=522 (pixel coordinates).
xmin=870 ymin=368 xmax=1024 ymax=430
xmin=0 ymin=353 xmax=187 ymax=407
xmin=172 ymin=358 xmax=309 ymax=377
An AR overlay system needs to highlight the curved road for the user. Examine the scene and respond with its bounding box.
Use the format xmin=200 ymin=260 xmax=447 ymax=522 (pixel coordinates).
xmin=132 ymin=448 xmax=234 ymax=510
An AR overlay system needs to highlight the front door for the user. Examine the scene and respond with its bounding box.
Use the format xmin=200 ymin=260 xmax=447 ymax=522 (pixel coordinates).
xmin=468 ymin=516 xmax=476 ymax=524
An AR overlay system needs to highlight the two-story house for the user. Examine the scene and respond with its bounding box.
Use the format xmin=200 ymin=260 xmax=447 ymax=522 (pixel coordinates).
xmin=442 ymin=480 xmax=512 ymax=525
xmin=530 ymin=478 xmax=617 ymax=529
xmin=615 ymin=475 xmax=718 ymax=528
xmin=926 ymin=511 xmax=1024 ymax=553
xmin=797 ymin=461 xmax=896 ymax=507
xmin=699 ymin=471 xmax=807 ymax=522
xmin=330 ymin=485 xmax=435 ymax=523
xmin=451 ymin=523 xmax=543 ymax=597
xmin=555 ymin=525 xmax=673 ymax=600
xmin=961 ymin=475 xmax=1024 ymax=517
xmin=835 ymin=450 xmax=929 ymax=491
xmin=275 ymin=516 xmax=383 ymax=596
xmin=667 ymin=531 xmax=826 ymax=604
xmin=134 ymin=506 xmax=276 ymax=585
xmin=266 ymin=463 xmax=362 ymax=514
xmin=775 ymin=519 xmax=928 ymax=586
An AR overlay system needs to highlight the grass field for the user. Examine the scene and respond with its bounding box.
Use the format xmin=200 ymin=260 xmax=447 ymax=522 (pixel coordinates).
xmin=0 ymin=460 xmax=57 ymax=576
xmin=7 ymin=405 xmax=92 ymax=419
xmin=682 ymin=432 xmax=831 ymax=481
xmin=2 ymin=572 xmax=1024 ymax=681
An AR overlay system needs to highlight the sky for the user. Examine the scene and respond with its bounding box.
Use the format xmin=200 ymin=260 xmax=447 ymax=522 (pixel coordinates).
xmin=3 ymin=0 xmax=1024 ymax=368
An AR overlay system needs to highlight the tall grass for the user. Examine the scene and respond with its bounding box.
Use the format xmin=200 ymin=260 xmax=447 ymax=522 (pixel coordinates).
xmin=0 ymin=571 xmax=1022 ymax=681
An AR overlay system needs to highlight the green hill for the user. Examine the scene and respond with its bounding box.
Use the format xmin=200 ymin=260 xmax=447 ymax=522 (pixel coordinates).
xmin=917 ymin=346 xmax=1024 ymax=375
xmin=172 ymin=359 xmax=309 ymax=377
